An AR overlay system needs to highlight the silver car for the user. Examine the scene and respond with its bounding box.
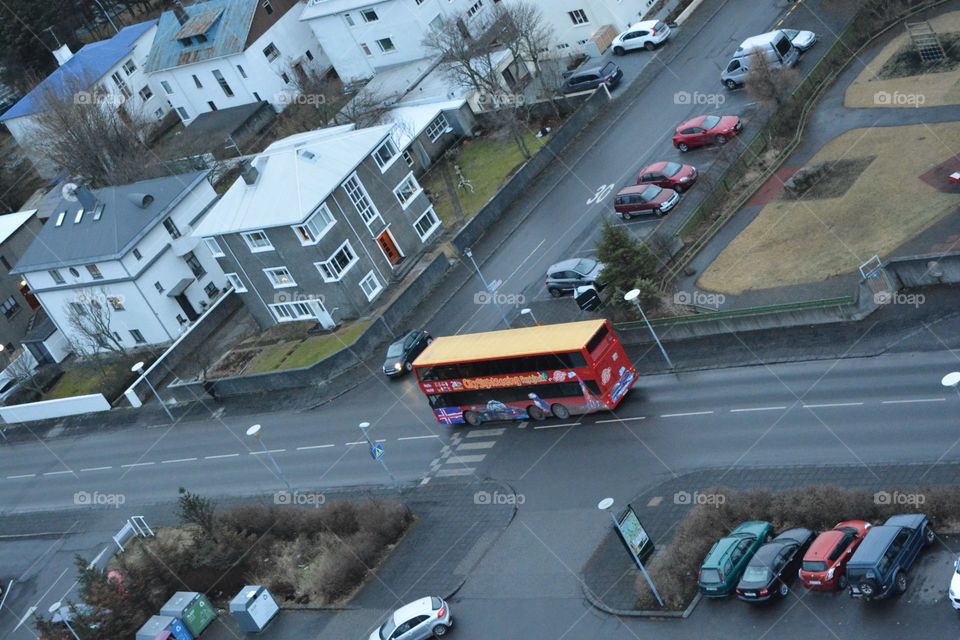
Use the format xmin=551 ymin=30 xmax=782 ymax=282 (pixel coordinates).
xmin=545 ymin=258 xmax=605 ymax=297
xmin=370 ymin=596 xmax=452 ymax=640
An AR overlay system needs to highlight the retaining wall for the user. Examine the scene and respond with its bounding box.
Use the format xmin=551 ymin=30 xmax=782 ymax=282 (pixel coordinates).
xmin=0 ymin=394 xmax=110 ymax=424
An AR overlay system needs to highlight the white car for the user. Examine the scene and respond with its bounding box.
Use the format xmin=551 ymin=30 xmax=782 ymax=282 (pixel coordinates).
xmin=950 ymin=556 xmax=960 ymax=609
xmin=370 ymin=597 xmax=452 ymax=639
xmin=611 ymin=20 xmax=671 ymax=55
xmin=782 ymin=28 xmax=817 ymax=51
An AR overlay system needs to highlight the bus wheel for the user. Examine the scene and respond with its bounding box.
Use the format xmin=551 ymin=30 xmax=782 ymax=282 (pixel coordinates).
xmin=464 ymin=411 xmax=481 ymax=426
xmin=527 ymin=405 xmax=546 ymax=421
xmin=551 ymin=404 xmax=571 ymax=420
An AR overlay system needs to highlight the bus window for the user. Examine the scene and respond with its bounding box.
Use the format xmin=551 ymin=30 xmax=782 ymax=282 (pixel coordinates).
xmin=586 ymin=325 xmax=610 ymax=355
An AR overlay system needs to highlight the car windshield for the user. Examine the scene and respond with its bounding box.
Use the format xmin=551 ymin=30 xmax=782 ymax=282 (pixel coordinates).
xmin=783 ymin=29 xmax=799 ymax=38
xmin=386 ymin=342 xmax=404 ymax=358
xmin=742 ymin=566 xmax=770 ymax=582
xmin=601 ymin=62 xmax=618 ymax=77
xmin=640 ymin=185 xmax=661 ymax=201
xmin=803 ymin=560 xmax=827 ymax=572
xmin=700 ymin=568 xmax=721 ymax=584
xmin=574 ymin=259 xmax=597 ymax=274
xmin=379 ymin=618 xmax=397 ymax=640
xmin=663 ymin=162 xmax=682 ymax=177
xmin=701 ymin=115 xmax=721 ymax=130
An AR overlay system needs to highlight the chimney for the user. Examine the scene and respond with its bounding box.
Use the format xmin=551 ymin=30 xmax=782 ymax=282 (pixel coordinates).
xmin=75 ymin=186 xmax=99 ymax=211
xmin=52 ymin=44 xmax=74 ymax=66
xmin=127 ymin=193 xmax=155 ymax=209
xmin=173 ymin=0 xmax=190 ymax=26
xmin=241 ymin=163 xmax=259 ymax=186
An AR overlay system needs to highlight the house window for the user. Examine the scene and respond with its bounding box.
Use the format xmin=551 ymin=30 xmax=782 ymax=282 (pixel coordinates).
xmin=86 ymin=264 xmax=103 ymax=280
xmin=107 ymin=296 xmax=124 ymax=311
xmin=161 ymin=80 xmax=174 ymax=94
xmin=376 ymin=38 xmax=396 ymax=53
xmin=133 ymin=248 xmax=142 ymax=261
xmin=192 ymin=74 xmax=203 ymax=88
xmin=139 ymin=85 xmax=153 ymax=101
xmin=253 ymin=92 xmax=261 ymax=101
xmin=262 ymin=0 xmax=274 ymax=14
xmin=414 ymin=207 xmax=441 ymax=241
xmin=292 ymin=205 xmax=335 ymax=245
xmin=242 ymin=230 xmax=273 ymax=252
xmin=0 ymin=296 xmax=19 ymax=320
xmin=204 ymin=282 xmax=220 ymax=298
xmin=264 ymin=266 xmax=296 ymax=288
xmin=281 ymin=72 xmax=291 ymax=84
xmin=360 ymin=43 xmax=372 ymax=56
xmin=568 ymin=9 xmax=588 ymax=24
xmin=402 ymin=149 xmax=414 ymax=167
xmin=212 ymin=69 xmax=234 ymax=97
xmin=426 ymin=113 xmax=449 ymax=142
xmin=69 ymin=301 xmax=86 ymax=316
xmin=154 ymin=108 xmax=164 ymax=120
xmin=237 ymin=64 xmax=248 ymax=79
xmin=69 ymin=267 xmax=80 ymax=278
xmin=111 ymin=71 xmax=132 ymax=99
xmin=305 ymin=49 xmax=314 ymax=61
xmin=204 ymin=237 xmax=224 ymax=257
xmin=154 ymin=281 xmax=164 ymax=293
xmin=372 ymin=138 xmax=398 ymax=170
xmin=208 ymin=101 xmax=218 ymax=111
xmin=184 ymin=251 xmax=206 ymax=278
xmin=163 ymin=217 xmax=181 ymax=239
xmin=315 ymin=241 xmax=358 ymax=282
xmin=361 ymin=8 xmax=379 ymax=22
xmin=344 ymin=13 xmax=355 ymax=26
xmin=122 ymin=59 xmax=137 ymax=75
xmin=393 ymin=174 xmax=420 ymax=208
xmin=113 ymin=331 xmax=123 ymax=344
xmin=342 ymin=174 xmax=382 ymax=228
xmin=50 ymin=269 xmax=65 ymax=284
xmin=270 ymin=302 xmax=315 ymax=322
xmin=0 ymin=256 xmax=9 ymax=270
xmin=359 ymin=271 xmax=382 ymax=301
xmin=225 ymin=273 xmax=247 ymax=293
xmin=263 ymin=43 xmax=280 ymax=61
xmin=176 ymin=106 xmax=190 ymax=119
xmin=467 ymin=0 xmax=483 ymax=18
xmin=130 ymin=329 xmax=146 ymax=344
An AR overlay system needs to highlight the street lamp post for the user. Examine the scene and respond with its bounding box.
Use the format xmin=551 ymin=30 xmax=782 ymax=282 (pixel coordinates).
xmin=942 ymin=372 xmax=960 ymax=400
xmin=246 ymin=424 xmax=292 ymax=493
xmin=624 ymin=289 xmax=673 ymax=369
xmin=91 ymin=0 xmax=120 ymax=33
xmin=464 ymin=247 xmax=510 ymax=328
xmin=131 ymin=361 xmax=175 ymax=423
xmin=48 ymin=602 xmax=80 ymax=640
xmin=359 ymin=421 xmax=399 ymax=486
xmin=520 ymin=308 xmax=540 ymax=326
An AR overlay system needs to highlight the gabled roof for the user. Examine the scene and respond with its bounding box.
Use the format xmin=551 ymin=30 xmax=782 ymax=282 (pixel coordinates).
xmin=385 ymin=98 xmax=466 ymax=149
xmin=144 ymin=0 xmax=259 ymax=73
xmin=12 ymin=171 xmax=210 ymax=274
xmin=300 ymin=0 xmax=391 ymax=21
xmin=0 ymin=210 xmax=37 ymax=245
xmin=0 ymin=21 xmax=156 ymax=123
xmin=193 ymin=124 xmax=393 ymax=237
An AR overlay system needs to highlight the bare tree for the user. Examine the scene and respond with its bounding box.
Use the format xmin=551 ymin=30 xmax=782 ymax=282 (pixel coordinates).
xmin=745 ymin=52 xmax=798 ymax=109
xmin=64 ymin=289 xmax=127 ymax=355
xmin=492 ymin=0 xmax=554 ymax=78
xmin=4 ymin=349 xmax=45 ymax=400
xmin=273 ymin=66 xmax=346 ymax=137
xmin=336 ymin=85 xmax=392 ymax=129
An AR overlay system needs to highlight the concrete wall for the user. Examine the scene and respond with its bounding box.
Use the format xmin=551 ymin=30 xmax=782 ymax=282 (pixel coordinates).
xmin=886 ymin=252 xmax=960 ymax=288
xmin=0 ymin=393 xmax=110 ymax=424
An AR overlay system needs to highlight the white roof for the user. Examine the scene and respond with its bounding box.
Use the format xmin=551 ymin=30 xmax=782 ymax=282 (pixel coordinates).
xmin=0 ymin=210 xmax=36 ymax=245
xmin=193 ymin=124 xmax=393 ymax=237
xmin=301 ymin=0 xmax=390 ymax=21
xmin=385 ymin=98 xmax=466 ymax=148
xmin=737 ymin=31 xmax=786 ymax=52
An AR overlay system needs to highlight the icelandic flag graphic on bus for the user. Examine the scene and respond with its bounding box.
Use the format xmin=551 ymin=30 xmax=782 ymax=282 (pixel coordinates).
xmin=436 ymin=408 xmax=465 ymax=424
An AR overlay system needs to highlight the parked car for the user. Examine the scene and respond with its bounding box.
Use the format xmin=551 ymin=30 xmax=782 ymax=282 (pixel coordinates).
xmin=799 ymin=520 xmax=871 ymax=591
xmin=383 ymin=330 xmax=433 ymax=377
xmin=782 ymin=28 xmax=818 ymax=52
xmin=545 ymin=258 xmax=605 ymax=297
xmin=721 ymin=30 xmax=800 ymax=89
xmin=636 ymin=161 xmax=698 ymax=193
xmin=673 ymin=115 xmax=743 ymax=152
xmin=949 ymin=555 xmax=960 ymax=610
xmin=846 ymin=513 xmax=934 ymax=600
xmin=613 ymin=185 xmax=680 ymax=220
xmin=370 ymin=596 xmax=452 ymax=639
xmin=611 ymin=20 xmax=671 ymax=54
xmin=698 ymin=521 xmax=774 ymax=597
xmin=736 ymin=528 xmax=815 ymax=602
xmin=561 ymin=61 xmax=623 ymax=94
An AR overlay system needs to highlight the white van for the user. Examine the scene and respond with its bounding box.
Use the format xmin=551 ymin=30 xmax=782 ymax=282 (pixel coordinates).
xmin=720 ymin=30 xmax=800 ymax=89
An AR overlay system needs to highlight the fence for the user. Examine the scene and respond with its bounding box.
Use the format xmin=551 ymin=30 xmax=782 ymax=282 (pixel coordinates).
xmin=0 ymin=393 xmax=110 ymax=424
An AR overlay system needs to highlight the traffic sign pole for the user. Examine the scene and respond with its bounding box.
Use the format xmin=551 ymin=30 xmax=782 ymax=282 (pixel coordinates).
xmin=359 ymin=423 xmax=399 ymax=487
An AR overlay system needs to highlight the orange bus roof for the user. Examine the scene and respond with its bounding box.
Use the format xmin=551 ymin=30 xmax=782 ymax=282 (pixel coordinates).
xmin=413 ymin=319 xmax=608 ymax=367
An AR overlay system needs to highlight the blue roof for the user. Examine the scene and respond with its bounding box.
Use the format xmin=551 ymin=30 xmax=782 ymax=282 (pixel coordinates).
xmin=0 ymin=21 xmax=156 ymax=123
xmin=144 ymin=0 xmax=259 ymax=73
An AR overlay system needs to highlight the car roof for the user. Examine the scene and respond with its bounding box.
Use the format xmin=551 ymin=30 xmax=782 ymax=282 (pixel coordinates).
xmin=392 ymin=597 xmax=434 ymax=623
xmin=628 ymin=20 xmax=659 ymax=30
xmin=576 ymin=62 xmax=616 ymax=75
xmin=884 ymin=514 xmax=925 ymax=529
xmin=548 ymin=258 xmax=581 ymax=271
xmin=702 ymin=536 xmax=740 ymax=568
xmin=805 ymin=530 xmax=845 ymax=560
xmin=618 ymin=184 xmax=659 ymax=195
xmin=775 ymin=527 xmax=813 ymax=545
xmin=737 ymin=30 xmax=787 ymax=51
xmin=642 ymin=161 xmax=669 ymax=172
xmin=732 ymin=520 xmax=771 ymax=536
xmin=849 ymin=526 xmax=900 ymax=563
xmin=751 ymin=540 xmax=791 ymax=564
xmin=678 ymin=116 xmax=707 ymax=129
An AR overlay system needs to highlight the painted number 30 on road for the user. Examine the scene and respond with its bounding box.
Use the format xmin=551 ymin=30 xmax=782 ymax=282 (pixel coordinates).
xmin=587 ymin=184 xmax=615 ymax=205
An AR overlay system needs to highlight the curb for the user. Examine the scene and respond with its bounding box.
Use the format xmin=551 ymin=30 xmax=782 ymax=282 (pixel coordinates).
xmin=582 ymin=582 xmax=703 ymax=618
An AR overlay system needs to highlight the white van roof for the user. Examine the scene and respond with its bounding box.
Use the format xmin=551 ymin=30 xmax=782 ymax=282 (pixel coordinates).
xmin=736 ymin=30 xmax=787 ymax=53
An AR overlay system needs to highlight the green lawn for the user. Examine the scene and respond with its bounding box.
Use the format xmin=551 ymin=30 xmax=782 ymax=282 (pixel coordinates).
xmin=246 ymin=321 xmax=371 ymax=374
xmin=423 ymin=131 xmax=547 ymax=227
xmin=46 ymin=358 xmax=142 ymax=401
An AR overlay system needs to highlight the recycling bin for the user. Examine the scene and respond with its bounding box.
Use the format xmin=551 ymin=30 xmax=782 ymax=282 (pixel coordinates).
xmin=229 ymin=585 xmax=279 ymax=633
xmin=161 ymin=591 xmax=216 ymax=636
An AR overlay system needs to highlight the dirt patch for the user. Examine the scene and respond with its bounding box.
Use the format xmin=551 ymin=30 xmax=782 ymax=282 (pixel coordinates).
xmin=781 ymin=156 xmax=877 ymax=200
xmin=875 ymin=32 xmax=960 ymax=80
xmin=208 ymin=348 xmax=260 ymax=378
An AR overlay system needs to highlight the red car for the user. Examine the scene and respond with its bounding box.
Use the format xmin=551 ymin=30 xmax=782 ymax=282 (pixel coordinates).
xmin=613 ymin=184 xmax=680 ymax=220
xmin=799 ymin=520 xmax=872 ymax=591
xmin=636 ymin=161 xmax=698 ymax=193
xmin=672 ymin=114 xmax=743 ymax=152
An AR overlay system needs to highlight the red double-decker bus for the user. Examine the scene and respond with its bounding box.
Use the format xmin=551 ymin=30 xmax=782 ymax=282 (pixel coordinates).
xmin=412 ymin=319 xmax=636 ymax=426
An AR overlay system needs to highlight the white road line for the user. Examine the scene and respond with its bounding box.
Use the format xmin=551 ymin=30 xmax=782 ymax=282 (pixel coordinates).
xmin=456 ymin=441 xmax=496 ymax=450
xmin=435 ymin=467 xmax=475 ymax=477
xmin=447 ymin=454 xmax=486 ymax=464
xmin=505 ymin=238 xmax=545 ymax=282
xmin=595 ymin=416 xmax=646 ymax=424
xmin=803 ymin=402 xmax=864 ymax=409
xmin=533 ymin=422 xmax=581 ymax=429
xmin=730 ymin=406 xmax=788 ymax=413
xmin=80 ymin=466 xmax=112 ymax=472
xmin=345 ymin=441 xmax=366 ymax=446
xmin=466 ymin=428 xmax=506 ymax=438
xmin=7 ymin=474 xmax=35 ymax=479
xmin=881 ymin=398 xmax=946 ymax=405
xmin=661 ymin=411 xmax=714 ymax=418
xmin=204 ymin=453 xmax=239 ymax=460
xmin=251 ymin=449 xmax=285 ymax=455
xmin=121 ymin=462 xmax=155 ymax=468
xmin=397 ymin=435 xmax=440 ymax=441
xmin=161 ymin=458 xmax=198 ymax=464
xmin=296 ymin=444 xmax=336 ymax=450
xmin=43 ymin=470 xmax=73 ymax=476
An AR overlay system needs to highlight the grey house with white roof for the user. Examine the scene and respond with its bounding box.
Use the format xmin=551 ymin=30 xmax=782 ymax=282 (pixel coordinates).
xmin=193 ymin=123 xmax=442 ymax=329
xmin=12 ymin=172 xmax=227 ymax=352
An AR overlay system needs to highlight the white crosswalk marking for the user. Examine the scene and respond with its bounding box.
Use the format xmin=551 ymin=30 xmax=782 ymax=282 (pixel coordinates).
xmin=456 ymin=441 xmax=496 ymax=450
xmin=435 ymin=467 xmax=475 ymax=477
xmin=447 ymin=454 xmax=486 ymax=464
xmin=466 ymin=428 xmax=506 ymax=438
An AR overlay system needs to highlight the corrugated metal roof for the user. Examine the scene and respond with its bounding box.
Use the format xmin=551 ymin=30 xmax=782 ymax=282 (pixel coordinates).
xmin=174 ymin=8 xmax=224 ymax=39
xmin=144 ymin=0 xmax=259 ymax=73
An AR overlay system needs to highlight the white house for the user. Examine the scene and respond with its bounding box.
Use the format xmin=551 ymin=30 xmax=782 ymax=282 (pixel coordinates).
xmin=0 ymin=21 xmax=170 ymax=177
xmin=144 ymin=0 xmax=330 ymax=125
xmin=11 ymin=172 xmax=227 ymax=352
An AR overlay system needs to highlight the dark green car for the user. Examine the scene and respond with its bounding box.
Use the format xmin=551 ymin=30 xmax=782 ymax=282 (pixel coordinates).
xmin=698 ymin=520 xmax=774 ymax=597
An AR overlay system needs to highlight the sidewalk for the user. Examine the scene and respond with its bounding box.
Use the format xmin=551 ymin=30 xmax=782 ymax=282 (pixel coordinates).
xmin=581 ymin=461 xmax=960 ymax=614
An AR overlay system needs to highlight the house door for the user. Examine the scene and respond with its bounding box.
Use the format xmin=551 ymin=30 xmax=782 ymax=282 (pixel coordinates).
xmin=376 ymin=229 xmax=404 ymax=266
xmin=175 ymin=293 xmax=200 ymax=321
